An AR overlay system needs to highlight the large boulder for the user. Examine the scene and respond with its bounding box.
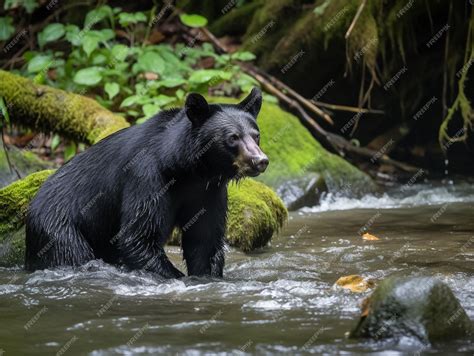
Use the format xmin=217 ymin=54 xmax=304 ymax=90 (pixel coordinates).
xmin=350 ymin=276 xmax=473 ymax=342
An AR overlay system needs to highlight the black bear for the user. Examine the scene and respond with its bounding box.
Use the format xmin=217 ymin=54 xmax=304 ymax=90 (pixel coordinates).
xmin=25 ymin=88 xmax=268 ymax=278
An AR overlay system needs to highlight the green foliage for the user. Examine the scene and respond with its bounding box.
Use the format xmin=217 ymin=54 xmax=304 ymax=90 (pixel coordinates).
xmin=38 ymin=23 xmax=65 ymax=48
xmin=19 ymin=7 xmax=258 ymax=127
xmin=0 ymin=16 xmax=15 ymax=41
xmin=4 ymin=0 xmax=38 ymax=14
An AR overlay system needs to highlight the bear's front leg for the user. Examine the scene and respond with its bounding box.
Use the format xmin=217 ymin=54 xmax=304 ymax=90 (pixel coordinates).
xmin=181 ymin=189 xmax=227 ymax=277
xmin=115 ymin=191 xmax=184 ymax=279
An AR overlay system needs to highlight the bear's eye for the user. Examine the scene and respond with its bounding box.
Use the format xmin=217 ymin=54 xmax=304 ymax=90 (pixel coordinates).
xmin=228 ymin=134 xmax=240 ymax=145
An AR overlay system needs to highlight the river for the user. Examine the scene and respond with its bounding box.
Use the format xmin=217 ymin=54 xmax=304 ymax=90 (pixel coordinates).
xmin=0 ymin=181 xmax=473 ymax=354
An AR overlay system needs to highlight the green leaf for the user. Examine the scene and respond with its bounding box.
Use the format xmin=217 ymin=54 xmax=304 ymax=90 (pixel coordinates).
xmin=153 ymin=95 xmax=175 ymax=107
xmin=85 ymin=6 xmax=113 ymax=28
xmin=0 ymin=16 xmax=15 ymax=41
xmin=136 ymin=117 xmax=149 ymax=124
xmin=51 ymin=134 xmax=61 ymax=151
xmin=38 ymin=23 xmax=65 ymax=48
xmin=189 ymin=69 xmax=228 ymax=84
xmin=82 ymin=35 xmax=99 ymax=57
xmin=65 ymin=25 xmax=81 ymax=46
xmin=0 ymin=97 xmax=11 ymax=124
xmin=135 ymin=51 xmax=165 ymax=74
xmin=158 ymin=77 xmax=186 ymax=88
xmin=73 ymin=67 xmax=103 ymax=86
xmin=142 ymin=103 xmax=160 ymax=118
xmin=179 ymin=14 xmax=208 ymax=28
xmin=111 ymin=44 xmax=129 ymax=62
xmin=64 ymin=142 xmax=77 ymax=162
xmin=120 ymin=95 xmax=140 ymax=108
xmin=27 ymin=55 xmax=53 ymax=73
xmin=105 ymin=82 xmax=120 ymax=100
xmin=118 ymin=12 xmax=147 ymax=27
xmin=231 ymin=51 xmax=256 ymax=61
xmin=4 ymin=0 xmax=38 ymax=13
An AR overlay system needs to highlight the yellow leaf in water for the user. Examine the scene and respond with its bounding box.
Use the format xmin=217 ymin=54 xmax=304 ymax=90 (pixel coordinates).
xmin=335 ymin=275 xmax=374 ymax=293
xmin=362 ymin=232 xmax=380 ymax=241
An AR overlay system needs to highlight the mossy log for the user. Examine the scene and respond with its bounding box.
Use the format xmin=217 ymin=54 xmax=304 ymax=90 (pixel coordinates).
xmin=0 ymin=70 xmax=129 ymax=144
xmin=0 ymin=170 xmax=286 ymax=265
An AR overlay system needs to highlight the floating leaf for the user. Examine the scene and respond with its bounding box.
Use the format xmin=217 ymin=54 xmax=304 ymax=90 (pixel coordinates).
xmin=73 ymin=67 xmax=103 ymax=86
xmin=179 ymin=14 xmax=208 ymax=28
xmin=335 ymin=275 xmax=375 ymax=293
xmin=362 ymin=233 xmax=380 ymax=241
xmin=104 ymin=82 xmax=120 ymax=100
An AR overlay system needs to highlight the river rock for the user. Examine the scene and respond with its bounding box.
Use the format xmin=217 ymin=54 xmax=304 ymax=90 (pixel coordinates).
xmin=350 ymin=276 xmax=473 ymax=342
xmin=277 ymin=173 xmax=328 ymax=210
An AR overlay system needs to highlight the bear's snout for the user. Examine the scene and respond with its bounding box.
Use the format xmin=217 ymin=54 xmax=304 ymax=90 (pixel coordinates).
xmin=251 ymin=154 xmax=269 ymax=174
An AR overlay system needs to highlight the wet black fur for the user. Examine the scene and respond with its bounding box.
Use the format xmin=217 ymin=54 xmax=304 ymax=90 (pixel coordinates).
xmin=25 ymin=88 xmax=263 ymax=278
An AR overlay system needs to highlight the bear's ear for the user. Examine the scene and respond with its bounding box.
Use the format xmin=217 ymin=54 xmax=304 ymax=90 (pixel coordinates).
xmin=238 ymin=87 xmax=262 ymax=119
xmin=185 ymin=93 xmax=210 ymax=125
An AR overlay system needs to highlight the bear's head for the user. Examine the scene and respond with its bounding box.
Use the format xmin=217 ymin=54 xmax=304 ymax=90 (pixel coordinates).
xmin=185 ymin=87 xmax=269 ymax=179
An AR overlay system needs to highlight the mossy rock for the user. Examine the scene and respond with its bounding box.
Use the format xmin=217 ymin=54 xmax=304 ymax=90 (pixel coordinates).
xmin=0 ymin=170 xmax=55 ymax=267
xmin=350 ymin=276 xmax=473 ymax=342
xmin=0 ymin=146 xmax=54 ymax=188
xmin=0 ymin=170 xmax=54 ymax=235
xmin=0 ymin=171 xmax=286 ymax=266
xmin=227 ymin=179 xmax=287 ymax=252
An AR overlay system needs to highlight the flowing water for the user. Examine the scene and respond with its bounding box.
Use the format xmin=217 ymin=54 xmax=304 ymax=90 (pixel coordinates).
xmin=0 ymin=181 xmax=473 ymax=355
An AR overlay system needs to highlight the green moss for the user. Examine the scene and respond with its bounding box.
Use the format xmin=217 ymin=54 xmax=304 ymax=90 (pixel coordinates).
xmin=0 ymin=169 xmax=54 ymax=235
xmin=227 ymin=179 xmax=287 ymax=252
xmin=210 ymin=1 xmax=264 ymax=37
xmin=0 ymin=70 xmax=129 ymax=145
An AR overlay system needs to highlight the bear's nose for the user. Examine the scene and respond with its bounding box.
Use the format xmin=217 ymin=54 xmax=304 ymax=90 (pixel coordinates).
xmin=253 ymin=156 xmax=269 ymax=173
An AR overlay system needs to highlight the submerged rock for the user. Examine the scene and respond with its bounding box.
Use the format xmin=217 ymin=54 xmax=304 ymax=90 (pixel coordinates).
xmin=350 ymin=276 xmax=473 ymax=342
